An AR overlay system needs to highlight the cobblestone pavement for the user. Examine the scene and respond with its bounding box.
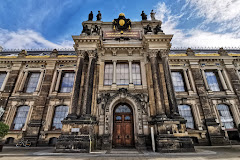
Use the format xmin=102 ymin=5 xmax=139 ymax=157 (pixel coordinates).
xmin=0 ymin=146 xmax=240 ymax=160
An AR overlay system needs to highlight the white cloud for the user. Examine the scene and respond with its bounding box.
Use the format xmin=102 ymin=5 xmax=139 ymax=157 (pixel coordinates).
xmin=0 ymin=28 xmax=73 ymax=50
xmin=154 ymin=2 xmax=240 ymax=48
xmin=185 ymin=0 xmax=240 ymax=33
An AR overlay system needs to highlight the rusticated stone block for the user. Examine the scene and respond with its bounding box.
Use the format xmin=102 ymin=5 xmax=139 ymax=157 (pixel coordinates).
xmin=56 ymin=135 xmax=92 ymax=153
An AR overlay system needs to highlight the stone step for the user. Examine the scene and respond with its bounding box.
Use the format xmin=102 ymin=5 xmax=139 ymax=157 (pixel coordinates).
xmin=106 ymin=148 xmax=143 ymax=154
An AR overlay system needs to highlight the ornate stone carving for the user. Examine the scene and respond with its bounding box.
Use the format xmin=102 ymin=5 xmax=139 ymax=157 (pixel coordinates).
xmin=82 ymin=25 xmax=91 ymax=35
xmin=144 ymin=24 xmax=152 ymax=34
xmin=92 ymin=25 xmax=100 ymax=35
xmin=148 ymin=49 xmax=159 ymax=58
xmin=186 ymin=48 xmax=195 ymax=56
xmin=76 ymin=50 xmax=85 ymax=58
xmin=87 ymin=50 xmax=97 ymax=58
xmin=154 ymin=24 xmax=163 ymax=34
xmin=160 ymin=49 xmax=169 ymax=58
xmin=18 ymin=50 xmax=27 ymax=58
xmin=218 ymin=47 xmax=228 ymax=56
xmin=50 ymin=49 xmax=58 ymax=58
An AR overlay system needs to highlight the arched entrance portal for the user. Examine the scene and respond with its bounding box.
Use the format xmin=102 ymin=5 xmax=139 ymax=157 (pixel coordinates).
xmin=113 ymin=103 xmax=134 ymax=147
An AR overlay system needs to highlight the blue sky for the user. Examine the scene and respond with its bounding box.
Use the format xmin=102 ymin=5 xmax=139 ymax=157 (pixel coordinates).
xmin=0 ymin=0 xmax=240 ymax=49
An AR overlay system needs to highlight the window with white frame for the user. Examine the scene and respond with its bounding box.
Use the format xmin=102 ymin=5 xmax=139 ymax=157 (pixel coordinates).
xmin=0 ymin=72 xmax=7 ymax=89
xmin=205 ymin=71 xmax=222 ymax=91
xmin=217 ymin=104 xmax=235 ymax=129
xmin=171 ymin=71 xmax=186 ymax=92
xmin=59 ymin=72 xmax=75 ymax=93
xmin=132 ymin=63 xmax=142 ymax=85
xmin=116 ymin=63 xmax=129 ymax=85
xmin=52 ymin=105 xmax=69 ymax=130
xmin=178 ymin=105 xmax=195 ymax=129
xmin=12 ymin=106 xmax=30 ymax=130
xmin=24 ymin=72 xmax=40 ymax=93
xmin=104 ymin=63 xmax=113 ymax=85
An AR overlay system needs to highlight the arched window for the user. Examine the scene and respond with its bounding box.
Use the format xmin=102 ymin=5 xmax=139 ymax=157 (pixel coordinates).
xmin=12 ymin=106 xmax=30 ymax=130
xmin=115 ymin=104 xmax=131 ymax=113
xmin=178 ymin=105 xmax=195 ymax=129
xmin=52 ymin=105 xmax=69 ymax=130
xmin=217 ymin=104 xmax=234 ymax=129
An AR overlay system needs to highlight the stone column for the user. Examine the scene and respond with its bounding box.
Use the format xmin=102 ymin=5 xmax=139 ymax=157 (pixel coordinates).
xmin=148 ymin=50 xmax=166 ymax=117
xmin=201 ymin=69 xmax=210 ymax=91
xmin=160 ymin=50 xmax=179 ymax=117
xmin=217 ymin=69 xmax=228 ymax=91
xmin=111 ymin=60 xmax=117 ymax=89
xmin=19 ymin=71 xmax=28 ymax=92
xmin=35 ymin=70 xmax=44 ymax=92
xmin=68 ymin=51 xmax=85 ymax=119
xmin=0 ymin=71 xmax=10 ymax=91
xmin=129 ymin=60 xmax=134 ymax=88
xmin=82 ymin=50 xmax=97 ymax=116
xmin=54 ymin=70 xmax=62 ymax=92
xmin=183 ymin=69 xmax=191 ymax=92
xmin=188 ymin=69 xmax=197 ymax=92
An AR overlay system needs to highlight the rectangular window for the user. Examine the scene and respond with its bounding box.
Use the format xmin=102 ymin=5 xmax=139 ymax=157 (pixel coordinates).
xmin=104 ymin=63 xmax=113 ymax=85
xmin=171 ymin=71 xmax=186 ymax=92
xmin=178 ymin=105 xmax=195 ymax=129
xmin=0 ymin=72 xmax=7 ymax=89
xmin=132 ymin=63 xmax=142 ymax=85
xmin=59 ymin=72 xmax=75 ymax=93
xmin=116 ymin=63 xmax=129 ymax=85
xmin=24 ymin=72 xmax=40 ymax=93
xmin=205 ymin=71 xmax=222 ymax=91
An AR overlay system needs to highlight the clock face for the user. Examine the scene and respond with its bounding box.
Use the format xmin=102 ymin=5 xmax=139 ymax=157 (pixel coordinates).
xmin=112 ymin=13 xmax=131 ymax=31
xmin=119 ymin=19 xmax=125 ymax=26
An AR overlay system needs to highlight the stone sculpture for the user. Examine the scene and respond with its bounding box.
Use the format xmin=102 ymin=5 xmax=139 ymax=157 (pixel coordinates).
xmin=141 ymin=11 xmax=147 ymax=20
xmin=96 ymin=11 xmax=102 ymax=21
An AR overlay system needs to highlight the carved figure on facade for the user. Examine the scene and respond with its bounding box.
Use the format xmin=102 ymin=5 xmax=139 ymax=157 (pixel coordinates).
xmin=144 ymin=24 xmax=152 ymax=34
xmin=141 ymin=11 xmax=147 ymax=20
xmin=87 ymin=50 xmax=97 ymax=58
xmin=186 ymin=48 xmax=195 ymax=56
xmin=92 ymin=25 xmax=100 ymax=35
xmin=88 ymin=11 xmax=93 ymax=21
xmin=18 ymin=50 xmax=27 ymax=58
xmin=154 ymin=24 xmax=163 ymax=34
xmin=76 ymin=50 xmax=85 ymax=58
xmin=50 ymin=49 xmax=58 ymax=58
xmin=218 ymin=47 xmax=228 ymax=56
xmin=96 ymin=11 xmax=102 ymax=21
xmin=82 ymin=25 xmax=91 ymax=35
xmin=150 ymin=10 xmax=156 ymax=20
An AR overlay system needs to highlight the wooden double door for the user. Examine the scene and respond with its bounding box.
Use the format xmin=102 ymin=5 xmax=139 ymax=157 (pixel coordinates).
xmin=113 ymin=104 xmax=134 ymax=147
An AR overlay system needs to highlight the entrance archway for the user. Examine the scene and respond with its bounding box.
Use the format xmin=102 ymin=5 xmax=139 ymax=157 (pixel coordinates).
xmin=113 ymin=103 xmax=134 ymax=147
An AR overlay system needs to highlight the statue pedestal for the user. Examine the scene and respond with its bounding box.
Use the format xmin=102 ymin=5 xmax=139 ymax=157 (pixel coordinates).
xmin=151 ymin=117 xmax=195 ymax=152
xmin=55 ymin=116 xmax=97 ymax=153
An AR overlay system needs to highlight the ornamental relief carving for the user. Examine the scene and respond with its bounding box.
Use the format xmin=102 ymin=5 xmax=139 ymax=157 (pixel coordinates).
xmin=97 ymin=88 xmax=149 ymax=115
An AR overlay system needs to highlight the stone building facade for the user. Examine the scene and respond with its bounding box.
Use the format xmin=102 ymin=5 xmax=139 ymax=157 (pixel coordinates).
xmin=0 ymin=13 xmax=240 ymax=152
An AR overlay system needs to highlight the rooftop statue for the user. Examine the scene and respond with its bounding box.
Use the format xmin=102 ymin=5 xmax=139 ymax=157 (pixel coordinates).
xmin=82 ymin=25 xmax=91 ymax=35
xmin=96 ymin=11 xmax=102 ymax=21
xmin=141 ymin=11 xmax=147 ymax=20
xmin=92 ymin=25 xmax=100 ymax=35
xmin=144 ymin=24 xmax=152 ymax=34
xmin=154 ymin=24 xmax=163 ymax=34
xmin=150 ymin=10 xmax=156 ymax=20
xmin=88 ymin=11 xmax=93 ymax=21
